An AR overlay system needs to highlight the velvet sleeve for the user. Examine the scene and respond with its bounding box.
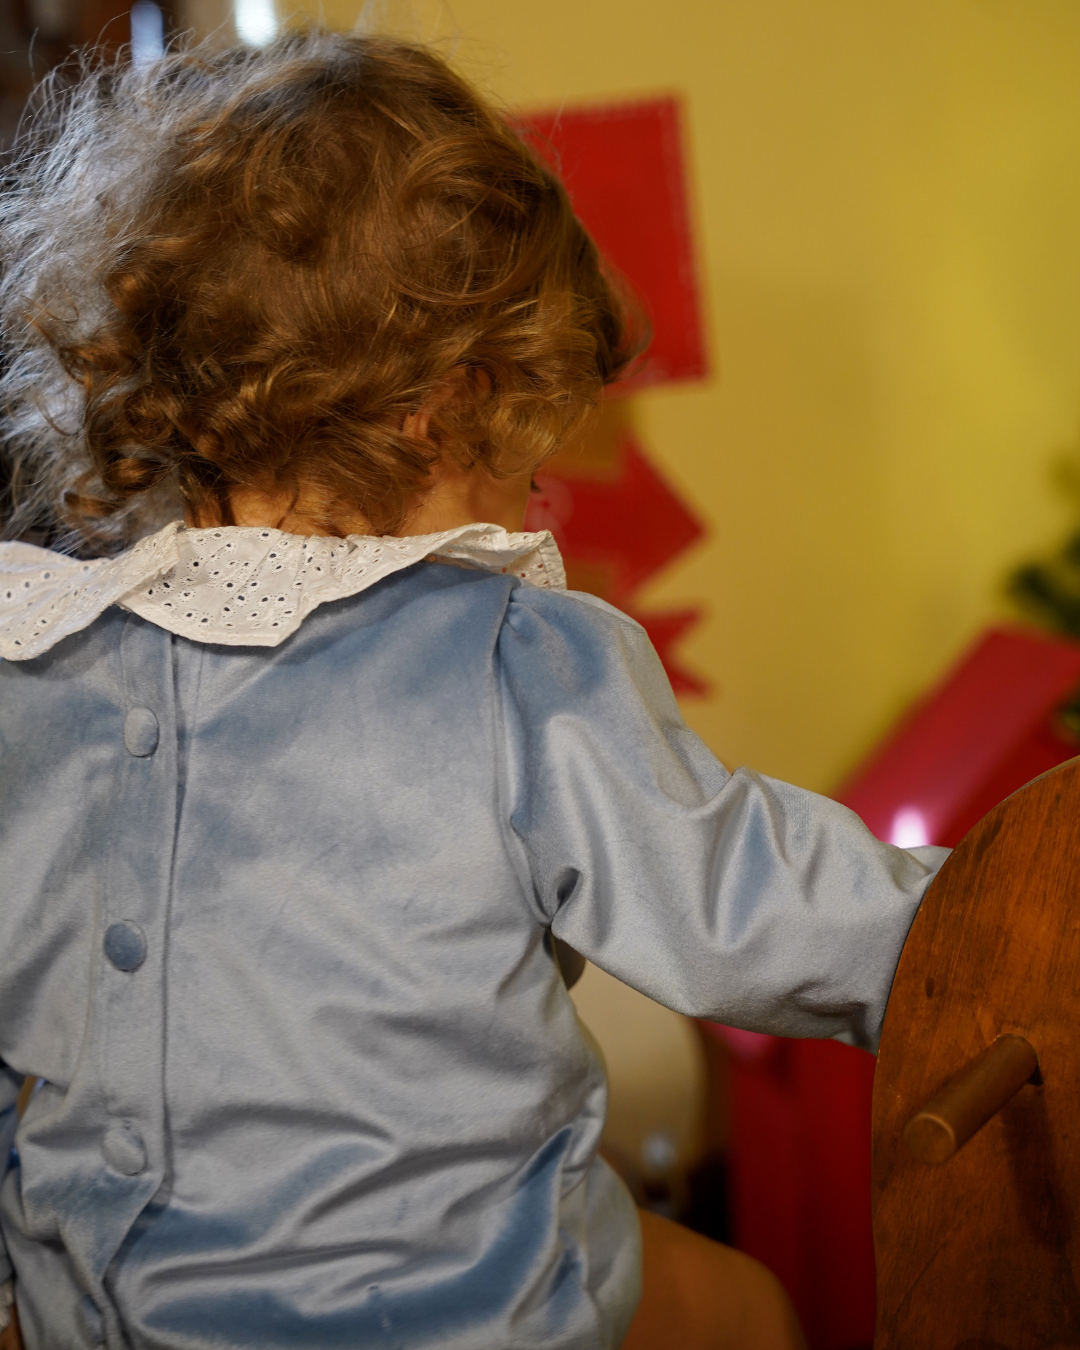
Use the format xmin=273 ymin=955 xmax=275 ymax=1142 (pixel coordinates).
xmin=495 ymin=586 xmax=948 ymax=1053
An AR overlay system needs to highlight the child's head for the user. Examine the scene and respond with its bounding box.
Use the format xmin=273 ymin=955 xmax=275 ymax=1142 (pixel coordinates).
xmin=0 ymin=30 xmax=637 ymax=549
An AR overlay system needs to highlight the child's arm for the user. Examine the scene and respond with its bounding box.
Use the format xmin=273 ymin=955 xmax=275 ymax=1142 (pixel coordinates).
xmin=497 ymin=589 xmax=947 ymax=1053
xmin=0 ymin=1061 xmax=22 ymax=1332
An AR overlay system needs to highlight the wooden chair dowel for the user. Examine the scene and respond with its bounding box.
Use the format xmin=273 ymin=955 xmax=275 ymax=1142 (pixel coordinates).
xmin=903 ymin=1034 xmax=1039 ymax=1165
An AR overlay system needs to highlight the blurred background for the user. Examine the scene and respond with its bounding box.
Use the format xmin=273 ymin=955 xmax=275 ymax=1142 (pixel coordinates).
xmin=6 ymin=3 xmax=1080 ymax=1346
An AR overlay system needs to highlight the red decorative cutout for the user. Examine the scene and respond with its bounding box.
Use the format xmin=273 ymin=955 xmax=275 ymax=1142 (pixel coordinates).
xmin=525 ymin=435 xmax=707 ymax=695
xmin=521 ymin=97 xmax=708 ymax=389
xmin=634 ymin=610 xmax=709 ymax=698
xmin=527 ymin=437 xmax=701 ymax=603
xmin=518 ymin=95 xmax=710 ymax=691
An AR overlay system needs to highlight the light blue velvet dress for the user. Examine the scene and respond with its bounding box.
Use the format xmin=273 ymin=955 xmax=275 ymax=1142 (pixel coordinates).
xmin=0 ymin=528 xmax=945 ymax=1348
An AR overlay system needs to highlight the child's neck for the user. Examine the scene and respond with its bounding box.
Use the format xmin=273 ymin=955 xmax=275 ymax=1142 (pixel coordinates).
xmin=186 ymin=463 xmax=532 ymax=539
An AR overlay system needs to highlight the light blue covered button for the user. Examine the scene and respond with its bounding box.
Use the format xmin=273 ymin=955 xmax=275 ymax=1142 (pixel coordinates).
xmin=103 ymin=921 xmax=146 ymax=972
xmin=102 ymin=1122 xmax=146 ymax=1176
xmin=79 ymin=1293 xmax=104 ymax=1344
xmin=123 ymin=706 xmax=159 ymax=757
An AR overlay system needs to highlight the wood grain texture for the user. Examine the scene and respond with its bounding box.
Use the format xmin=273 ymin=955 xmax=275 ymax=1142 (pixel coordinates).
xmin=873 ymin=755 xmax=1080 ymax=1350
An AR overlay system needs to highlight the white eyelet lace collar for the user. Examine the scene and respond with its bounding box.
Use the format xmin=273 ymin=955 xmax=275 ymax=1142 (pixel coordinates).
xmin=0 ymin=519 xmax=566 ymax=661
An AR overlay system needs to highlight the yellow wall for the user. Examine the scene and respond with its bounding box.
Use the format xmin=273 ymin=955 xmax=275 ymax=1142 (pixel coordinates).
xmin=290 ymin=0 xmax=1080 ymax=793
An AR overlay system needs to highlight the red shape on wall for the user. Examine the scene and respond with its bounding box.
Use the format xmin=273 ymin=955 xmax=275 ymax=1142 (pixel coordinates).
xmin=516 ymin=95 xmax=710 ymax=691
xmin=528 ymin=436 xmax=703 ymax=603
xmin=525 ymin=435 xmax=708 ymax=695
xmin=521 ymin=97 xmax=708 ymax=388
xmin=635 ymin=610 xmax=709 ymax=698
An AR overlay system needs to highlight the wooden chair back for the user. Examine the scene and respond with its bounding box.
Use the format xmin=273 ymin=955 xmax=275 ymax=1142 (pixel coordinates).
xmin=872 ymin=755 xmax=1080 ymax=1348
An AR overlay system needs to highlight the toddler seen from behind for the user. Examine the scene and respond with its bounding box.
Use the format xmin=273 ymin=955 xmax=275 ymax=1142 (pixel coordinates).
xmin=0 ymin=31 xmax=944 ymax=1350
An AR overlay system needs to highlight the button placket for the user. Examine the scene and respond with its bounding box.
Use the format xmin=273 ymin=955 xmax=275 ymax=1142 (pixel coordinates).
xmin=88 ymin=617 xmax=179 ymax=1289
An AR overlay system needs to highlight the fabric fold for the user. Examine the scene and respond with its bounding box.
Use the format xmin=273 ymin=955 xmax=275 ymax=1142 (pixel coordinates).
xmin=0 ymin=1060 xmax=23 ymax=1290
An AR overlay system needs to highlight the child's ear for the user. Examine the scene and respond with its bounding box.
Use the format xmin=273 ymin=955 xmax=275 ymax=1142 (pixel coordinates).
xmin=401 ymin=404 xmax=434 ymax=444
xmin=402 ymin=368 xmax=490 ymax=446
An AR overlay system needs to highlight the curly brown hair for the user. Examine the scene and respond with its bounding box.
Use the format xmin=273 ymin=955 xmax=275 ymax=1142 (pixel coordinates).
xmin=0 ymin=30 xmax=638 ymax=550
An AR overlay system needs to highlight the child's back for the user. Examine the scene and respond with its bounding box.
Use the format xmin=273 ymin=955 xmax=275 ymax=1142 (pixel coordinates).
xmin=0 ymin=525 xmax=940 ymax=1347
xmin=0 ymin=554 xmax=632 ymax=1345
xmin=0 ymin=29 xmax=944 ymax=1350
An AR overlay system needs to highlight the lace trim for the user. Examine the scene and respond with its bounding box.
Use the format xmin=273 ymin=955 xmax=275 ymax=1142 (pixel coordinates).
xmin=0 ymin=520 xmax=566 ymax=661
